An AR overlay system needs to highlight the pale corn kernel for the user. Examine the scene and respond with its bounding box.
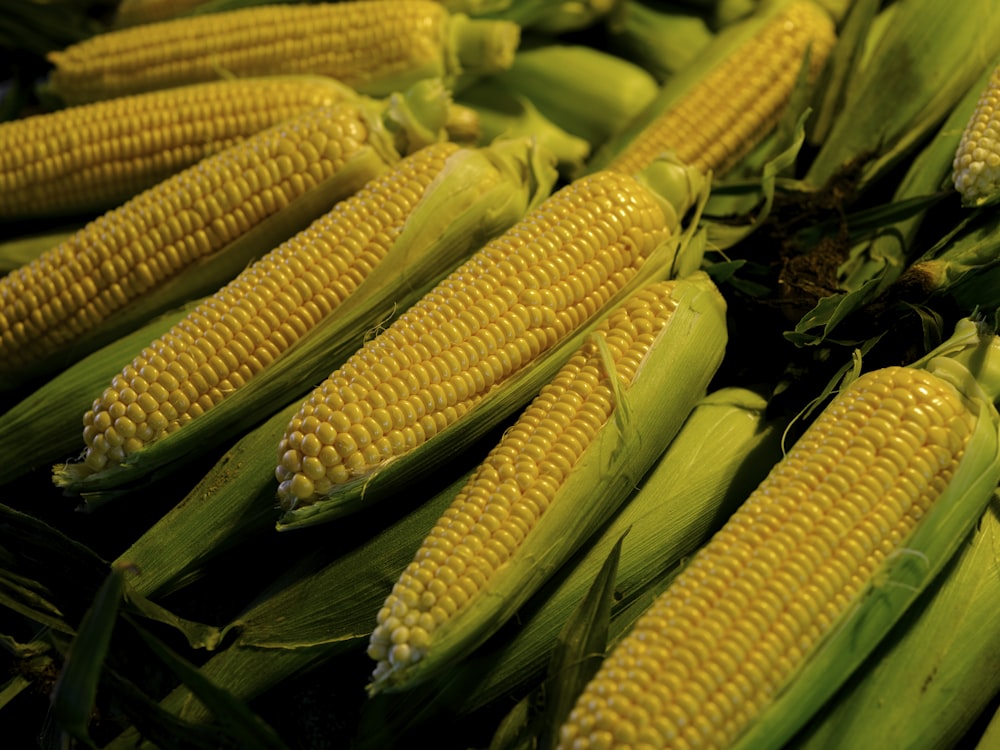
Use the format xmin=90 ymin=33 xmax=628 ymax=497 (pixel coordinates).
xmin=609 ymin=0 xmax=836 ymax=177
xmin=557 ymin=365 xmax=977 ymax=750
xmin=366 ymin=281 xmax=682 ymax=680
xmin=276 ymin=170 xmax=675 ymax=508
xmin=953 ymin=63 xmax=1000 ymax=204
xmin=78 ymin=141 xmax=460 ymax=471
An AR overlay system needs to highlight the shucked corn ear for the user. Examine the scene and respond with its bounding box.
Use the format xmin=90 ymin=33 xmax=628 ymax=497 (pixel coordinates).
xmin=0 ymin=82 xmax=451 ymax=389
xmin=953 ymin=62 xmax=1000 ymax=207
xmin=589 ymin=0 xmax=836 ymax=177
xmin=59 ymin=136 xmax=557 ymax=487
xmin=367 ymin=272 xmax=728 ymax=693
xmin=557 ymin=318 xmax=1000 ymax=750
xmin=44 ymin=0 xmax=521 ymax=105
xmin=274 ymin=156 xmax=709 ymax=526
xmin=0 ymin=76 xmax=359 ymax=220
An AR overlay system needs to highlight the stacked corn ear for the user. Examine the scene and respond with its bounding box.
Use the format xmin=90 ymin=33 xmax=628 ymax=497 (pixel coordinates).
xmin=52 ymin=135 xmax=558 ymax=496
xmin=0 ymin=75 xmax=360 ymax=220
xmin=556 ymin=317 xmax=1000 ymax=750
xmin=273 ymin=154 xmax=710 ymax=528
xmin=587 ymin=0 xmax=836 ymax=178
xmin=360 ymin=386 xmax=785 ymax=744
xmin=489 ymin=45 xmax=660 ymax=150
xmin=0 ymin=81 xmax=452 ymax=390
xmin=366 ymin=271 xmax=729 ymax=694
xmin=790 ymin=493 xmax=1000 ymax=750
xmin=43 ymin=0 xmax=522 ymax=105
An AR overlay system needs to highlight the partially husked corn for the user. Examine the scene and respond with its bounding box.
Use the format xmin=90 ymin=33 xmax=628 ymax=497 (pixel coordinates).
xmin=46 ymin=0 xmax=521 ymax=104
xmin=606 ymin=0 xmax=835 ymax=177
xmin=367 ymin=280 xmax=684 ymax=682
xmin=79 ymin=141 xmax=463 ymax=474
xmin=0 ymin=76 xmax=356 ymax=219
xmin=558 ymin=364 xmax=978 ymax=749
xmin=274 ymin=169 xmax=677 ymax=509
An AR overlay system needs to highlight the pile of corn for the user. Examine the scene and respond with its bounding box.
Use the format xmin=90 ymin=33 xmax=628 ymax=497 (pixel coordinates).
xmin=2 ymin=1 xmax=1000 ymax=749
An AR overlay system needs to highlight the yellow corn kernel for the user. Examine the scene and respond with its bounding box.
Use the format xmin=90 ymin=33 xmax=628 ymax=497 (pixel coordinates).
xmin=367 ymin=280 xmax=682 ymax=682
xmin=275 ymin=169 xmax=675 ymax=508
xmin=46 ymin=0 xmax=520 ymax=105
xmin=953 ymin=63 xmax=1000 ymax=206
xmin=78 ymin=141 xmax=462 ymax=474
xmin=607 ymin=0 xmax=836 ymax=177
xmin=0 ymin=100 xmax=391 ymax=377
xmin=557 ymin=364 xmax=978 ymax=750
xmin=0 ymin=77 xmax=356 ymax=219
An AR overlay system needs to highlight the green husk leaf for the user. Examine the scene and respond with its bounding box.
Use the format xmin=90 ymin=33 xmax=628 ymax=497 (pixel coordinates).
xmin=53 ymin=135 xmax=557 ymax=499
xmin=50 ymin=565 xmax=126 ymax=747
xmin=730 ymin=319 xmax=1000 ymax=750
xmin=127 ymin=620 xmax=290 ymax=750
xmin=604 ymin=1 xmax=715 ymax=82
xmin=490 ymin=534 xmax=624 ymax=750
xmin=804 ymin=0 xmax=1000 ymax=192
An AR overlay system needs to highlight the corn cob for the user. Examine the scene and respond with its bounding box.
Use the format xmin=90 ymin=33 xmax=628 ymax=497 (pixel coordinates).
xmin=44 ymin=1 xmax=521 ymax=105
xmin=0 ymin=82 xmax=451 ymax=389
xmin=953 ymin=62 xmax=1000 ymax=207
xmin=790 ymin=494 xmax=1000 ymax=750
xmin=274 ymin=156 xmax=709 ymax=527
xmin=57 ymin=136 xmax=556 ymax=488
xmin=0 ymin=76 xmax=359 ymax=220
xmin=590 ymin=0 xmax=836 ymax=178
xmin=367 ymin=272 xmax=728 ymax=693
xmin=557 ymin=318 xmax=1000 ymax=750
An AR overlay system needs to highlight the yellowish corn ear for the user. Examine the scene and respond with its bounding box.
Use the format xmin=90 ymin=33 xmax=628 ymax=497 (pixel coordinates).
xmin=273 ymin=156 xmax=710 ymax=527
xmin=366 ymin=272 xmax=728 ymax=693
xmin=44 ymin=0 xmax=521 ymax=105
xmin=590 ymin=0 xmax=836 ymax=177
xmin=0 ymin=76 xmax=358 ymax=219
xmin=557 ymin=318 xmax=1000 ymax=750
xmin=0 ymin=82 xmax=451 ymax=389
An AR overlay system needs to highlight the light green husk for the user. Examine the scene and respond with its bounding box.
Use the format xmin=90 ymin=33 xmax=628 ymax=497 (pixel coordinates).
xmin=491 ymin=44 xmax=659 ymax=147
xmin=604 ymin=1 xmax=715 ymax=82
xmin=455 ymin=78 xmax=592 ymax=175
xmin=275 ymin=156 xmax=710 ymax=530
xmin=2 ymin=81 xmax=453 ymax=391
xmin=728 ymin=318 xmax=1000 ymax=750
xmin=52 ymin=134 xmax=558 ymax=500
xmin=790 ymin=493 xmax=1000 ymax=750
xmin=367 ymin=270 xmax=730 ymax=695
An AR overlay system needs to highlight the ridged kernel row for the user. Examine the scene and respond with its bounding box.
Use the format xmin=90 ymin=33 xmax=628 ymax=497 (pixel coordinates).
xmin=609 ymin=0 xmax=835 ymax=177
xmin=47 ymin=0 xmax=452 ymax=103
xmin=0 ymin=77 xmax=350 ymax=218
xmin=558 ymin=365 xmax=976 ymax=750
xmin=79 ymin=142 xmax=460 ymax=473
xmin=367 ymin=280 xmax=681 ymax=681
xmin=274 ymin=170 xmax=673 ymax=508
xmin=953 ymin=63 xmax=1000 ymax=204
xmin=0 ymin=102 xmax=374 ymax=374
